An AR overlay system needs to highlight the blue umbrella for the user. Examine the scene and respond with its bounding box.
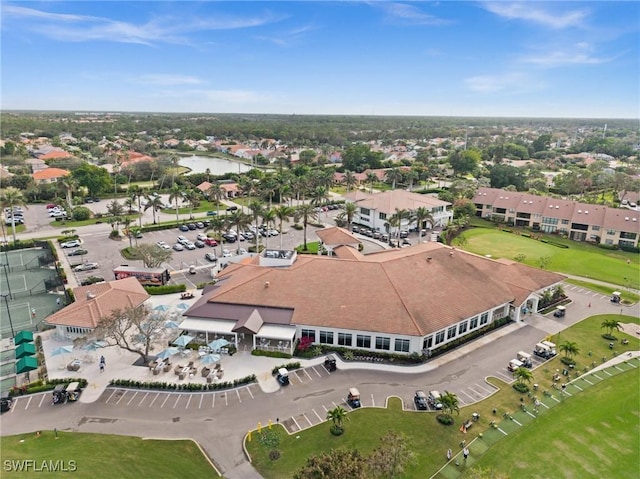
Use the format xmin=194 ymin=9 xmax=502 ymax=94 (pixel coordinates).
xmin=51 ymin=345 xmax=74 ymax=356
xmin=172 ymin=335 xmax=194 ymax=348
xmin=165 ymin=320 xmax=181 ymax=329
xmin=200 ymin=353 xmax=221 ymax=365
xmin=153 ymin=304 xmax=170 ymax=312
xmin=175 ymin=302 xmax=190 ymax=311
xmin=208 ymin=338 xmax=229 ymax=351
xmin=156 ymin=347 xmax=179 ymax=360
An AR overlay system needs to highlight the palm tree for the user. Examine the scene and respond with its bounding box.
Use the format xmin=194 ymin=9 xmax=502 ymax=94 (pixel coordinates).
xmin=559 ymin=340 xmax=580 ymax=360
xmin=168 ymin=183 xmax=184 ymax=225
xmin=440 ymin=391 xmax=460 ymax=419
xmin=170 ymin=155 xmax=180 ymax=185
xmin=273 ymin=205 xmax=295 ymax=249
xmin=144 ymin=194 xmax=164 ymax=225
xmin=248 ymin=200 xmax=265 ymax=251
xmin=0 ymin=187 xmax=28 ymax=243
xmin=390 ymin=208 xmax=410 ymax=241
xmin=205 ymin=216 xmax=229 ymax=257
xmin=326 ymin=406 xmax=347 ymax=431
xmin=366 ymin=172 xmax=378 ymax=193
xmin=124 ymin=197 xmax=136 ymax=214
xmin=405 ymin=169 xmax=418 ymax=191
xmin=310 ymin=185 xmax=329 ymax=207
xmin=58 ymin=176 xmax=78 ymax=212
xmin=294 ymin=203 xmax=318 ymax=251
xmin=342 ymin=170 xmax=357 ymax=193
xmin=261 ymin=208 xmax=276 ymax=250
xmin=344 ymin=202 xmax=358 ymax=231
xmin=207 ymin=183 xmax=226 ymax=217
xmin=183 ymin=188 xmax=202 ymax=219
xmin=600 ymin=319 xmax=622 ymax=337
xmin=227 ymin=211 xmax=251 ymax=253
xmin=512 ymin=367 xmax=533 ymax=387
xmin=413 ymin=206 xmax=434 ymax=243
xmin=260 ymin=176 xmax=278 ymax=209
xmin=128 ymin=185 xmax=144 ymax=228
xmin=385 ymin=167 xmax=404 ymax=190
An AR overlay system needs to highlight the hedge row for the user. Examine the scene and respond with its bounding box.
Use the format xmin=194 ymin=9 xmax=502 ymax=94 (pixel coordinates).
xmin=109 ymin=374 xmax=256 ymax=391
xmin=271 ymin=362 xmax=301 ymax=375
xmin=539 ymin=239 xmax=569 ymax=248
xmin=9 ymin=378 xmax=88 ymax=397
xmin=251 ymin=349 xmax=292 ymax=359
xmin=144 ymin=284 xmax=187 ymax=294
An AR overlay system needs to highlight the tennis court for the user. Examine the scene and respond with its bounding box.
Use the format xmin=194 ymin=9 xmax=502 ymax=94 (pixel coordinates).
xmin=0 ymin=246 xmax=64 ymax=339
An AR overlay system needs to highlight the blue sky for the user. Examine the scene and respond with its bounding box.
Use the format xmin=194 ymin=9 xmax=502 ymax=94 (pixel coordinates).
xmin=1 ymin=1 xmax=638 ymax=118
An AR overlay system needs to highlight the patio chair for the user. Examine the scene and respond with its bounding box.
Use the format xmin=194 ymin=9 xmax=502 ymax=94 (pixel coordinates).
xmin=201 ymin=367 xmax=210 ymax=377
xmin=179 ymin=373 xmax=185 ymax=380
xmin=174 ymin=365 xmax=182 ymax=375
xmin=187 ymin=361 xmax=194 ymax=368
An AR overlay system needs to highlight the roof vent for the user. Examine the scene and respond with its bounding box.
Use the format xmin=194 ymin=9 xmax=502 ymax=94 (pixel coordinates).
xmin=86 ymin=291 xmax=96 ymax=300
xmin=426 ymin=257 xmax=432 ymax=262
xmin=625 ymin=217 xmax=629 ymax=221
xmin=264 ymin=281 xmax=270 ymax=288
xmin=555 ymin=206 xmax=559 ymax=209
xmin=633 ymin=218 xmax=637 ymax=222
xmin=585 ymin=210 xmax=588 ymax=214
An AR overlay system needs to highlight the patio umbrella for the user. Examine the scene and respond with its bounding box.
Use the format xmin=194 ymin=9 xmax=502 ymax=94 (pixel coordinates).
xmin=153 ymin=304 xmax=170 ymax=312
xmin=156 ymin=347 xmax=179 ymax=360
xmin=172 ymin=335 xmax=194 ymax=348
xmin=208 ymin=338 xmax=229 ymax=351
xmin=51 ymin=345 xmax=75 ymax=356
xmin=16 ymin=356 xmax=38 ymax=374
xmin=200 ymin=353 xmax=221 ymax=365
xmin=175 ymin=302 xmax=190 ymax=311
xmin=165 ymin=320 xmax=181 ymax=329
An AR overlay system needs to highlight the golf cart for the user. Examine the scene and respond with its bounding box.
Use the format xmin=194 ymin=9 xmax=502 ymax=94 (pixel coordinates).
xmin=65 ymin=382 xmax=82 ymax=402
xmin=516 ymin=351 xmax=533 ymax=368
xmin=276 ymin=368 xmax=290 ymax=386
xmin=508 ymin=358 xmax=524 ymax=372
xmin=553 ymin=305 xmax=566 ymax=318
xmin=347 ymin=387 xmax=361 ymax=408
xmin=428 ymin=390 xmax=443 ymax=410
xmin=52 ymin=384 xmax=67 ymax=405
xmin=414 ymin=390 xmax=428 ymax=410
xmin=534 ymin=341 xmax=557 ymax=359
xmin=324 ymin=355 xmax=337 ymax=372
xmin=611 ymin=291 xmax=621 ymax=303
xmin=0 ymin=392 xmax=12 ymax=413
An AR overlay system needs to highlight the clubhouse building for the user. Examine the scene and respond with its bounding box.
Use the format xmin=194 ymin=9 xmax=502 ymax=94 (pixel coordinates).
xmin=182 ymin=232 xmax=564 ymax=356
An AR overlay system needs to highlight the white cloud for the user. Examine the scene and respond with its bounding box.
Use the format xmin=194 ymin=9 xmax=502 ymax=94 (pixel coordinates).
xmin=378 ymin=2 xmax=449 ymax=26
xmin=482 ymin=2 xmax=588 ymax=29
xmin=521 ymin=51 xmax=612 ymax=66
xmin=133 ymin=74 xmax=205 ymax=86
xmin=465 ymin=71 xmax=541 ymax=93
xmin=2 ymin=4 xmax=284 ymax=45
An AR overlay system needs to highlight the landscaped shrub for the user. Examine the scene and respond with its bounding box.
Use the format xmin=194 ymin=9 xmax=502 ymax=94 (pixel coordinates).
xmin=269 ymin=450 xmax=281 ymax=461
xmin=330 ymin=425 xmax=344 ymax=436
xmin=251 ymin=349 xmax=291 ymax=359
xmin=619 ymin=245 xmax=640 ymax=253
xmin=80 ymin=276 xmax=105 ymax=286
xmin=121 ymin=247 xmax=142 ymax=260
xmin=436 ymin=414 xmax=454 ymax=425
xmin=512 ymin=383 xmax=530 ymax=393
xmin=597 ymin=243 xmax=619 ymax=251
xmin=144 ymin=284 xmax=187 ymax=294
xmin=271 ymin=362 xmax=301 ymax=375
xmin=72 ymin=206 xmax=91 ymax=221
xmin=560 ymin=357 xmax=576 ymax=367
xmin=196 ymin=281 xmax=216 ymax=289
xmin=108 ymin=374 xmax=256 ymax=391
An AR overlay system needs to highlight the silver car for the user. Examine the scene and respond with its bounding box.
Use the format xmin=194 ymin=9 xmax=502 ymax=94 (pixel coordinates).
xmin=74 ymin=262 xmax=99 ymax=272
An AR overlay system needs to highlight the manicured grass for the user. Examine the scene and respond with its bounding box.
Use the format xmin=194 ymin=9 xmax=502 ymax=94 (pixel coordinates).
xmin=4 ymin=223 xmax=25 ymax=234
xmin=176 ymin=200 xmax=220 ymax=215
xmin=50 ymin=214 xmax=142 ymax=229
xmin=565 ymin=278 xmax=639 ymax=304
xmin=467 ymin=370 xmax=639 ymax=479
xmin=247 ymin=314 xmax=640 ymax=479
xmin=295 ymin=241 xmax=320 ymax=254
xmin=0 ymin=431 xmax=219 ymax=478
xmin=456 ymin=226 xmax=639 ymax=288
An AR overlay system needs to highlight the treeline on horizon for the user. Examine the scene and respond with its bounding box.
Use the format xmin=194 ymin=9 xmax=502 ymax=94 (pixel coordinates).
xmin=1 ymin=111 xmax=637 ymax=149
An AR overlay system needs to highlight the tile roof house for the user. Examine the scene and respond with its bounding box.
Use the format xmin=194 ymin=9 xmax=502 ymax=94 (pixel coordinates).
xmin=32 ymin=167 xmax=71 ymax=184
xmin=45 ymin=277 xmax=150 ymax=339
xmin=344 ymin=189 xmax=453 ymax=232
xmin=25 ymin=158 xmax=48 ymax=172
xmin=37 ymin=150 xmax=72 ymax=161
xmin=473 ymin=187 xmax=639 ymax=247
xmin=180 ymin=242 xmax=563 ymax=356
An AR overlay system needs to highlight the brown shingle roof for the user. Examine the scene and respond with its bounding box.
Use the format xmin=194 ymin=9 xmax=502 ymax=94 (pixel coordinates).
xmin=45 ymin=277 xmax=150 ymax=328
xmin=316 ymin=226 xmax=360 ymax=246
xmin=345 ymin=189 xmax=450 ymax=215
xmin=32 ymin=168 xmax=71 ymax=180
xmin=195 ymin=243 xmax=564 ymax=337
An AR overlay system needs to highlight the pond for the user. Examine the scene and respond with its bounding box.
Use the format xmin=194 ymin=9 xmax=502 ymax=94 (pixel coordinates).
xmin=178 ymin=155 xmax=253 ymax=175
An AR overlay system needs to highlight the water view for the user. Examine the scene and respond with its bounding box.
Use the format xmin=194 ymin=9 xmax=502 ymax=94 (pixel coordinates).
xmin=178 ymin=155 xmax=253 ymax=175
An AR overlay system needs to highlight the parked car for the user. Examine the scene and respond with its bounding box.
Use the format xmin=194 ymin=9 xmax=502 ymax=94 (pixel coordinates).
xmin=156 ymin=241 xmax=171 ymax=250
xmin=206 ymin=211 xmax=217 ymax=216
xmin=61 ymin=240 xmax=81 ymax=248
xmin=205 ymin=252 xmax=217 ymax=262
xmin=237 ymin=248 xmax=248 ymax=255
xmin=226 ymin=205 xmax=238 ymax=212
xmin=276 ymin=368 xmax=290 ymax=386
xmin=194 ymin=240 xmax=205 ymax=248
xmin=204 ymin=238 xmax=218 ymax=247
xmin=414 ymin=390 xmax=428 ymax=410
xmin=173 ymin=244 xmax=184 ymax=251
xmin=197 ymin=233 xmax=208 ymax=241
xmin=195 ymin=222 xmax=205 ymax=229
xmin=222 ymin=233 xmax=237 ymax=243
xmin=178 ymin=224 xmax=189 ymax=232
xmin=187 ymin=223 xmax=197 ymax=230
xmin=46 ymin=203 xmax=57 ymax=209
xmin=0 ymin=395 xmax=12 ymax=413
xmin=222 ymin=249 xmax=232 ymax=258
xmin=74 ymin=262 xmax=99 ymax=272
xmin=427 ymin=391 xmax=443 ymax=410
xmin=177 ymin=236 xmax=189 ymax=245
xmin=241 ymin=231 xmax=254 ymax=240
xmin=184 ymin=242 xmax=196 ymax=250
xmin=68 ymin=249 xmax=88 ymax=256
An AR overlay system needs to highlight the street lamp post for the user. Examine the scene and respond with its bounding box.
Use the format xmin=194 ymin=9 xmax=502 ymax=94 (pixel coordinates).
xmin=2 ymin=293 xmax=15 ymax=338
xmin=1 ymin=262 xmax=12 ymax=299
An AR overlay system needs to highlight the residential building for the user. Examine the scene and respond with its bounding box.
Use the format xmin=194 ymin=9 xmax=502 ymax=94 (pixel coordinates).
xmin=473 ymin=187 xmax=639 ymax=248
xmin=32 ymin=167 xmax=71 ymax=184
xmin=180 ymin=242 xmax=563 ymax=356
xmin=45 ymin=277 xmax=150 ymax=339
xmin=344 ymin=189 xmax=453 ymax=233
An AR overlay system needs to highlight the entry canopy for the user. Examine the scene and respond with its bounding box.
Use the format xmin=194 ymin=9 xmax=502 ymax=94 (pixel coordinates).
xmin=15 ymin=342 xmax=36 ymax=359
xmin=15 ymin=356 xmax=38 ymax=374
xmin=14 ymin=330 xmax=34 ymax=345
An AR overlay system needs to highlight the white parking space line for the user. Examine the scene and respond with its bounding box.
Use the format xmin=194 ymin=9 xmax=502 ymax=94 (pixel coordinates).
xmin=473 ymin=383 xmax=494 ymax=394
xmin=24 ymin=396 xmax=33 ymax=409
xmin=160 ymin=394 xmax=171 ymax=408
xmin=311 ymin=366 xmax=322 ymax=377
xmin=458 ymin=390 xmax=475 ymax=403
xmin=322 ymin=404 xmax=329 ymax=412
xmin=9 ymin=398 xmax=18 ymax=413
xmin=593 ymin=373 xmax=603 ymax=380
xmin=573 ymin=384 xmax=583 ymax=391
xmin=539 ymin=401 xmax=549 ymax=409
xmin=198 ymin=395 xmax=203 ymax=409
xmin=302 ymin=413 xmax=312 ymax=426
xmin=116 ymin=391 xmax=128 ymax=405
xmin=173 ymin=394 xmax=182 ymax=408
xmin=148 ymin=393 xmax=160 ymax=407
xmin=212 ymin=394 xmax=216 ymax=408
xmin=303 ymin=369 xmax=313 ymax=380
xmin=602 ymin=369 xmax=612 ymax=376
xmin=38 ymin=394 xmax=46 ymax=408
xmin=291 ymin=416 xmax=301 ymax=431
xmin=137 ymin=392 xmax=149 ymax=407
xmin=370 ymin=394 xmax=375 ymax=407
xmin=224 ymin=392 xmax=228 ymax=406
xmin=467 ymin=385 xmax=486 ymax=397
xmin=104 ymin=389 xmax=117 ymax=404
xmin=495 ymin=371 xmax=513 ymax=381
xmin=185 ymin=395 xmax=192 ymax=409
xmin=614 ymin=365 xmax=625 ymax=372
xmin=236 ymin=389 xmax=242 ymax=403
xmin=312 ymin=409 xmax=323 ymax=422
xmin=246 ymin=386 xmax=254 ymax=400
xmin=583 ymin=377 xmax=593 ymax=385
xmin=127 ymin=391 xmax=139 ymax=406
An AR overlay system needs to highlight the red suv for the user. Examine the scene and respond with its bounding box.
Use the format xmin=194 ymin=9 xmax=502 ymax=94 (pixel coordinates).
xmin=204 ymin=238 xmax=218 ymax=247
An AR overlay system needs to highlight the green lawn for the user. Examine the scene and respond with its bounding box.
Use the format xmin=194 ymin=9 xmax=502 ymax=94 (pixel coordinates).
xmin=247 ymin=313 xmax=640 ymax=479
xmin=465 ymin=370 xmax=639 ymax=479
xmin=456 ymin=227 xmax=639 ymax=288
xmin=0 ymin=431 xmax=219 ymax=478
xmin=565 ymin=278 xmax=640 ymax=304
